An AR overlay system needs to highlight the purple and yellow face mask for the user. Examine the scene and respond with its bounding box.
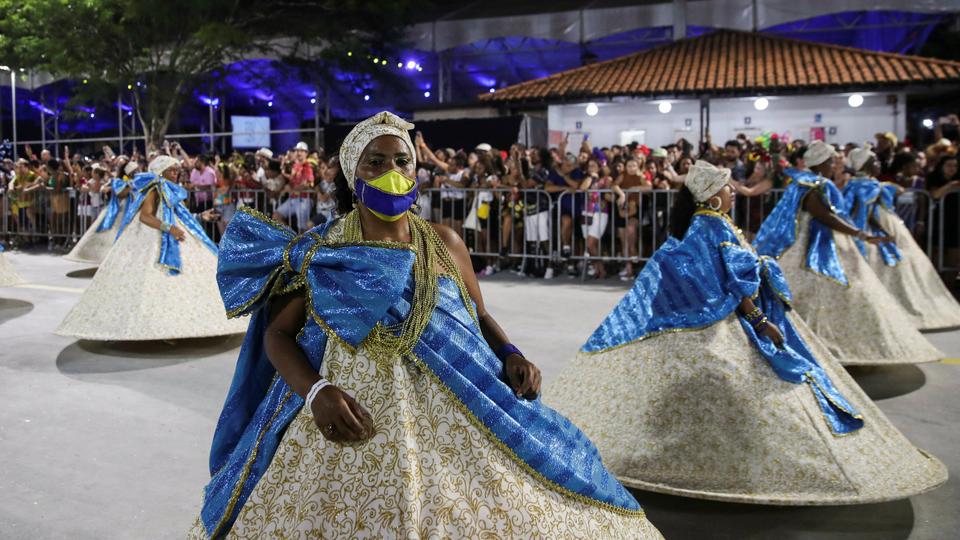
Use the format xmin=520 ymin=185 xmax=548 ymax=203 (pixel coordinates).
xmin=355 ymin=169 xmax=418 ymax=222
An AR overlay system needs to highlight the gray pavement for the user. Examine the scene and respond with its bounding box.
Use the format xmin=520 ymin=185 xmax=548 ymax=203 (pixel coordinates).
xmin=0 ymin=251 xmax=958 ymax=539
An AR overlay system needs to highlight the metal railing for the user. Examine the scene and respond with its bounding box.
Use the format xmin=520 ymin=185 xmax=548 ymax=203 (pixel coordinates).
xmin=0 ymin=184 xmax=955 ymax=277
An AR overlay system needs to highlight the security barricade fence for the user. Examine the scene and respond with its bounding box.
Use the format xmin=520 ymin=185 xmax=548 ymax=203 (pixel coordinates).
xmin=0 ymin=185 xmax=950 ymax=274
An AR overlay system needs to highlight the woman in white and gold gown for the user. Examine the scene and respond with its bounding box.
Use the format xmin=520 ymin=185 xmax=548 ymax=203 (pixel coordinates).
xmin=754 ymin=141 xmax=941 ymax=365
xmin=545 ymin=161 xmax=947 ymax=505
xmin=0 ymin=245 xmax=22 ymax=287
xmin=189 ymin=112 xmax=661 ymax=539
xmin=843 ymin=147 xmax=960 ymax=330
xmin=64 ymin=160 xmax=139 ymax=265
xmin=56 ymin=156 xmax=246 ymax=341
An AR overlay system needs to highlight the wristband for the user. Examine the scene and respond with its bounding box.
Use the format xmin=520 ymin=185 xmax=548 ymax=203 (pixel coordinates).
xmin=161 ymin=222 xmax=172 ymax=233
xmin=496 ymin=343 xmax=524 ymax=362
xmin=305 ymin=378 xmax=332 ymax=408
xmin=753 ymin=317 xmax=770 ymax=334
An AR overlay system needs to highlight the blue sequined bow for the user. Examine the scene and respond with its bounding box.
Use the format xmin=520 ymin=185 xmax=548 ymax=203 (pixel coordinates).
xmin=843 ymin=178 xmax=902 ymax=266
xmin=217 ymin=207 xmax=416 ymax=344
xmin=95 ymin=177 xmax=132 ymax=233
xmin=754 ymin=169 xmax=849 ymax=286
xmin=115 ymin=172 xmax=218 ymax=275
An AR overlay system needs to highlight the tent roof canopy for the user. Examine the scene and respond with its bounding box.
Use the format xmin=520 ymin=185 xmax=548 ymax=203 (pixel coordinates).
xmin=481 ymin=29 xmax=960 ymax=103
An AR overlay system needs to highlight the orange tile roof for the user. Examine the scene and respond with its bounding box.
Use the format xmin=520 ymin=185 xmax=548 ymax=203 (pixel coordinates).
xmin=481 ymin=29 xmax=960 ymax=103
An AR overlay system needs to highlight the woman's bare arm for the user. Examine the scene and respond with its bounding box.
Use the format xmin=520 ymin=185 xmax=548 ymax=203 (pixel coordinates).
xmin=432 ymin=223 xmax=541 ymax=398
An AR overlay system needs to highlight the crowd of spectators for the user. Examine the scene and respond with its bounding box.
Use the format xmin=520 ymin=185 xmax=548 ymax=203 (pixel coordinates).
xmin=2 ymin=113 xmax=960 ymax=280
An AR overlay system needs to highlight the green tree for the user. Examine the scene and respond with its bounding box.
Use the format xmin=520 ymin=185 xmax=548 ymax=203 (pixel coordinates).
xmin=0 ymin=0 xmax=421 ymax=146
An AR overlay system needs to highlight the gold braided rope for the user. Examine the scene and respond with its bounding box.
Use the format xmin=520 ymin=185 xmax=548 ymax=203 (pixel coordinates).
xmin=339 ymin=210 xmax=475 ymax=362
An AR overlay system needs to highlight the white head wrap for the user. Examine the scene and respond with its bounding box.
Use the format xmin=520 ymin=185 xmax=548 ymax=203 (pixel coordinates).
xmin=686 ymin=160 xmax=731 ymax=202
xmin=804 ymin=140 xmax=837 ymax=167
xmin=848 ymin=147 xmax=876 ymax=173
xmin=148 ymin=155 xmax=179 ymax=176
xmin=256 ymin=147 xmax=274 ymax=159
xmin=124 ymin=161 xmax=140 ymax=176
xmin=339 ymin=111 xmax=416 ymax=191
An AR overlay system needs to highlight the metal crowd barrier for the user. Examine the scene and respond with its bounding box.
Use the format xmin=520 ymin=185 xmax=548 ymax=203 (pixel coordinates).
xmin=0 ymin=183 xmax=955 ymax=275
xmin=936 ymin=190 xmax=960 ymax=273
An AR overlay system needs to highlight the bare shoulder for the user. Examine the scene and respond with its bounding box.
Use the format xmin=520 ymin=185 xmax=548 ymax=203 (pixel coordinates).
xmin=429 ymin=222 xmax=466 ymax=251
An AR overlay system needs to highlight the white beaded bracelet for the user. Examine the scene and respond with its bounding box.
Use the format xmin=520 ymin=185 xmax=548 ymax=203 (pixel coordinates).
xmin=305 ymin=378 xmax=332 ymax=408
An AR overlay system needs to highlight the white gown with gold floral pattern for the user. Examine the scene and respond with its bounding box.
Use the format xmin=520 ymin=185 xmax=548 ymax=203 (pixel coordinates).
xmin=55 ymin=214 xmax=247 ymax=340
xmin=64 ymin=208 xmax=118 ymax=265
xmin=0 ymin=252 xmax=21 ymax=287
xmin=777 ymin=213 xmax=942 ymax=365
xmin=870 ymin=208 xmax=960 ymax=330
xmin=544 ymin=311 xmax=947 ymax=505
xmin=188 ymin=339 xmax=661 ymax=539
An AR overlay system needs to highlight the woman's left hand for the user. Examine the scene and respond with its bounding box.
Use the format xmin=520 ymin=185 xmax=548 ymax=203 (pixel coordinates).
xmin=504 ymin=354 xmax=541 ymax=399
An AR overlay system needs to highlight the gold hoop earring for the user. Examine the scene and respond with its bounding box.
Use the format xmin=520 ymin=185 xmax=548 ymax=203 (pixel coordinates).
xmin=708 ymin=197 xmax=721 ymax=211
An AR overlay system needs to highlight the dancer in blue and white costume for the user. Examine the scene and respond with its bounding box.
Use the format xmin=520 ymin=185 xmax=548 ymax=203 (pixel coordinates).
xmin=64 ymin=161 xmax=139 ymax=265
xmin=754 ymin=141 xmax=941 ymax=365
xmin=843 ymin=147 xmax=960 ymax=330
xmin=56 ymin=156 xmax=246 ymax=340
xmin=189 ymin=112 xmax=660 ymax=539
xmin=0 ymin=245 xmax=22 ymax=287
xmin=546 ymin=161 xmax=946 ymax=505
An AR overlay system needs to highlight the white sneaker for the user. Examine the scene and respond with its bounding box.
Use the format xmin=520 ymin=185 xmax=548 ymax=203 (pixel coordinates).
xmin=484 ymin=265 xmax=495 ymax=276
xmin=544 ymin=268 xmax=554 ymax=279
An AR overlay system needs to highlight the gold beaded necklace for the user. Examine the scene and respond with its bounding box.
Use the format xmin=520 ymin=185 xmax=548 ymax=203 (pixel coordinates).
xmin=339 ymin=210 xmax=476 ymax=361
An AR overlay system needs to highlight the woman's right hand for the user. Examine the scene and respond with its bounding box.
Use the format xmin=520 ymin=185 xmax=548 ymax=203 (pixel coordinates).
xmin=311 ymin=385 xmax=374 ymax=443
xmin=761 ymin=323 xmax=785 ymax=348
xmin=169 ymin=225 xmax=187 ymax=242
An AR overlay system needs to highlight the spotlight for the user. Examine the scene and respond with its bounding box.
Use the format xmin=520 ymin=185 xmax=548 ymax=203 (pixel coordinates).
xmin=267 ymin=101 xmax=273 ymax=107
xmin=424 ymin=91 xmax=431 ymax=98
xmin=585 ymin=103 xmax=599 ymax=117
xmin=310 ymin=97 xmax=317 ymax=104
xmin=754 ymin=97 xmax=769 ymax=111
xmin=127 ymin=84 xmax=133 ymax=90
xmin=923 ymin=118 xmax=934 ymax=129
xmin=89 ymin=113 xmax=95 ymax=118
xmin=407 ymin=60 xmax=417 ymax=70
xmin=373 ymin=57 xmax=379 ymax=64
xmin=848 ymin=94 xmax=864 ymax=108
xmin=488 ymin=88 xmax=496 ymax=93
xmin=347 ymin=51 xmax=353 ymax=56
xmin=417 ymin=66 xmax=423 ymax=72
xmin=658 ymin=102 xmax=672 ymax=114
xmin=82 ymin=79 xmax=88 ymax=84
xmin=397 ymin=62 xmax=403 ymax=68
xmin=364 ymin=94 xmax=370 ymax=101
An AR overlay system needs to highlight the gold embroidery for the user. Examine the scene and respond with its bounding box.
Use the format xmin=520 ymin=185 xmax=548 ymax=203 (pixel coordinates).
xmin=209 ymin=380 xmax=295 ymax=539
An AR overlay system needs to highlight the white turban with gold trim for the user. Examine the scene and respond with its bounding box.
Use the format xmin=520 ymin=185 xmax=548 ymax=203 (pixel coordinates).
xmin=339 ymin=111 xmax=416 ymax=191
xmin=148 ymin=155 xmax=179 ymax=176
xmin=804 ymin=140 xmax=838 ymax=167
xmin=686 ymin=160 xmax=731 ymax=202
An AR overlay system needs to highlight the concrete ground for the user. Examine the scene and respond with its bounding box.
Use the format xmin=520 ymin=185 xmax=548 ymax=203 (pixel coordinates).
xmin=0 ymin=250 xmax=958 ymax=540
